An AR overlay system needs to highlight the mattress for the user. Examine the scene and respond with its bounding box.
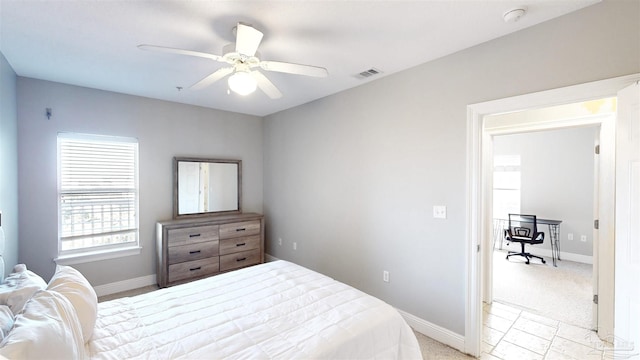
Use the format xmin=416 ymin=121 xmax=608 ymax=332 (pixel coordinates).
xmin=87 ymin=260 xmax=422 ymax=359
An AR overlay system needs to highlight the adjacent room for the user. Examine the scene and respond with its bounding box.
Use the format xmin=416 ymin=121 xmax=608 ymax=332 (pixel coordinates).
xmin=482 ymin=98 xmax=618 ymax=357
xmin=491 ymin=125 xmax=597 ymax=328
xmin=0 ymin=1 xmax=638 ymax=359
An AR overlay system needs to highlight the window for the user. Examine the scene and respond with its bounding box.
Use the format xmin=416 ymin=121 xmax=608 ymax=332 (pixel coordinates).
xmin=493 ymin=155 xmax=521 ymax=220
xmin=57 ymin=133 xmax=139 ymax=261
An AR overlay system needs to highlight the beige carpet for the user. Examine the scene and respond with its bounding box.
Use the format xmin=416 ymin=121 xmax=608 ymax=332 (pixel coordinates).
xmin=492 ymin=249 xmax=593 ymax=329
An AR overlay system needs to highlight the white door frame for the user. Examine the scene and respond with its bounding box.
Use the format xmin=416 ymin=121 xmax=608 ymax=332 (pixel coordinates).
xmin=465 ymin=73 xmax=640 ymax=357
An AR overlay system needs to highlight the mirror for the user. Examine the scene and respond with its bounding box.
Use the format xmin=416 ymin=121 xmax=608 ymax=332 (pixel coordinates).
xmin=174 ymin=157 xmax=242 ymax=218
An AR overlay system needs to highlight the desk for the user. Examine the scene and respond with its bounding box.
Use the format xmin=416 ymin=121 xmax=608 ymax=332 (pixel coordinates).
xmin=493 ymin=217 xmax=562 ymax=266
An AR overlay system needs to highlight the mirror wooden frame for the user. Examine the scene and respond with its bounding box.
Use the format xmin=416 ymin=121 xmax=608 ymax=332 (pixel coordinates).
xmin=173 ymin=157 xmax=242 ymax=219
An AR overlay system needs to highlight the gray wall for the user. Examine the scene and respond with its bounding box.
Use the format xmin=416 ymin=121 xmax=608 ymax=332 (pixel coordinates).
xmin=17 ymin=78 xmax=263 ymax=284
xmin=262 ymin=0 xmax=639 ymax=335
xmin=0 ymin=52 xmax=19 ymax=276
xmin=494 ymin=127 xmax=597 ymax=257
xmin=6 ymin=0 xmax=639 ymax=340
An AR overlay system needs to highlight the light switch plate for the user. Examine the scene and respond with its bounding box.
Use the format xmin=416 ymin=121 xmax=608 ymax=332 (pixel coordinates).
xmin=433 ymin=205 xmax=447 ymax=219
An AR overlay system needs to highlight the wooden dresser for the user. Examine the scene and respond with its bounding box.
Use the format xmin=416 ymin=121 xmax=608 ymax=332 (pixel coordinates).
xmin=156 ymin=213 xmax=264 ymax=287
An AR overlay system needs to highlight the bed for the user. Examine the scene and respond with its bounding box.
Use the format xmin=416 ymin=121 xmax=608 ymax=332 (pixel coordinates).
xmin=0 ymin=259 xmax=422 ymax=359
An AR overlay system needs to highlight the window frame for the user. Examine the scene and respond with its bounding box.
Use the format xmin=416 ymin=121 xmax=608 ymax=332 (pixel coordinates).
xmin=55 ymin=132 xmax=141 ymax=265
xmin=492 ymin=155 xmax=522 ymax=220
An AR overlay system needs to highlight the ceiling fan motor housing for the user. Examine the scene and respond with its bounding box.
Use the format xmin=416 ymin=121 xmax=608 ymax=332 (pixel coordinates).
xmin=222 ymin=43 xmax=260 ymax=65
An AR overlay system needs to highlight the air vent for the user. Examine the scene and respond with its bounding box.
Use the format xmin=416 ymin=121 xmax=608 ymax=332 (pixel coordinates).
xmin=355 ymin=68 xmax=383 ymax=79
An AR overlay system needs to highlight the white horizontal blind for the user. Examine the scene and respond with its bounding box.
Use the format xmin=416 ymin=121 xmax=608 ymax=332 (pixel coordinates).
xmin=493 ymin=155 xmax=521 ymax=220
xmin=58 ymin=134 xmax=139 ymax=254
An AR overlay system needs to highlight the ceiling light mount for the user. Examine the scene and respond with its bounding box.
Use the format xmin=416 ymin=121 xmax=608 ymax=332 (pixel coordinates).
xmin=503 ymin=8 xmax=527 ymax=23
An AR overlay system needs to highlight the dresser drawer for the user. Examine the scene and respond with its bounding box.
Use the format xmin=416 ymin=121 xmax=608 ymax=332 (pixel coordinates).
xmin=219 ymin=220 xmax=261 ymax=239
xmin=167 ymin=225 xmax=219 ymax=246
xmin=168 ymin=241 xmax=219 ymax=265
xmin=219 ymin=235 xmax=260 ymax=255
xmin=168 ymin=258 xmax=219 ymax=283
xmin=157 ymin=214 xmax=264 ymax=288
xmin=219 ymin=249 xmax=261 ymax=272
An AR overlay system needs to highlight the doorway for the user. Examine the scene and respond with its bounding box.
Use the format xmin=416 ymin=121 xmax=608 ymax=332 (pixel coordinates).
xmin=464 ymin=74 xmax=639 ymax=357
xmin=488 ymin=122 xmax=603 ymax=331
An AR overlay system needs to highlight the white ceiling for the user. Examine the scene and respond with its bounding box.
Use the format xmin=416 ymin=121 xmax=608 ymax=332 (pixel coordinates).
xmin=0 ymin=0 xmax=600 ymax=117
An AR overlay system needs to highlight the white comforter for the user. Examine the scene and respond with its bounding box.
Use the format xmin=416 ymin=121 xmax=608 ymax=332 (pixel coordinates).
xmin=88 ymin=260 xmax=422 ymax=359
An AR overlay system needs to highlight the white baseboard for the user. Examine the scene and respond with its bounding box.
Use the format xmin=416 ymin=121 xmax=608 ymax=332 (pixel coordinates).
xmin=94 ymin=255 xmax=284 ymax=297
xmin=267 ymin=254 xmax=467 ymax=353
xmin=528 ymin=247 xmax=594 ymax=264
xmin=93 ymin=274 xmax=157 ymax=297
xmin=498 ymin=243 xmax=593 ymax=264
xmin=397 ymin=309 xmax=466 ymax=354
xmin=265 ymin=255 xmax=467 ymax=353
xmin=95 ymin=256 xmax=282 ymax=297
xmin=92 ymin=258 xmax=468 ymax=357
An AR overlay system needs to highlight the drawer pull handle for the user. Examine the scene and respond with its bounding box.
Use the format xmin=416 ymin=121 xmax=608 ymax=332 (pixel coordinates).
xmin=236 ymin=243 xmax=246 ymax=247
xmin=236 ymin=257 xmax=247 ymax=262
xmin=189 ymin=234 xmax=201 ymax=238
xmin=189 ymin=250 xmax=201 ymax=254
xmin=189 ymin=266 xmax=202 ymax=271
xmin=236 ymin=228 xmax=246 ymax=232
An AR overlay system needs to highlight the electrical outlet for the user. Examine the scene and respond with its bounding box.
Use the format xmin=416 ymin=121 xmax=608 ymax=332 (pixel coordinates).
xmin=383 ymin=271 xmax=389 ymax=282
xmin=568 ymin=233 xmax=574 ymax=240
xmin=433 ymin=205 xmax=447 ymax=219
xmin=293 ymin=242 xmax=297 ymax=250
xmin=580 ymin=235 xmax=587 ymax=242
xmin=278 ymin=238 xmax=282 ymax=246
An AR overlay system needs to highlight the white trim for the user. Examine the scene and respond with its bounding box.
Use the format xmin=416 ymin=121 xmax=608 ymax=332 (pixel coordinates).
xmin=464 ymin=106 xmax=484 ymax=356
xmin=398 ymin=309 xmax=466 ymax=354
xmin=264 ymin=254 xmax=468 ymax=352
xmin=93 ymin=273 xmax=156 ymax=297
xmin=466 ymin=73 xmax=640 ymax=358
xmin=468 ymin=74 xmax=640 ymax=114
xmin=497 ymin=244 xmax=594 ymax=264
xmin=57 ymin=132 xmax=139 ymax=144
xmin=90 ymin=256 xmax=469 ymax=355
xmin=93 ymin=254 xmax=281 ymax=298
xmin=55 ymin=246 xmax=142 ymax=265
xmin=486 ymin=112 xmax=611 ymax=136
xmin=549 ymin=252 xmax=593 ymax=265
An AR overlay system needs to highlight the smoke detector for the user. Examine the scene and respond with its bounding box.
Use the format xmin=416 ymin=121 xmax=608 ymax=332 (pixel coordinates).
xmin=503 ymin=8 xmax=526 ymax=23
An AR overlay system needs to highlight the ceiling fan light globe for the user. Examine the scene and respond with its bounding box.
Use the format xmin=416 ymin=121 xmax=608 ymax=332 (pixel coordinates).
xmin=228 ymin=71 xmax=257 ymax=95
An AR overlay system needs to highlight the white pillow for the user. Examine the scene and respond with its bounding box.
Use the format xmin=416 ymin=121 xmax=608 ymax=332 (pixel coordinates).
xmin=0 ymin=265 xmax=47 ymax=315
xmin=47 ymin=265 xmax=98 ymax=343
xmin=0 ymin=290 xmax=86 ymax=359
xmin=0 ymin=305 xmax=13 ymax=341
xmin=1 ymin=264 xmax=46 ymax=287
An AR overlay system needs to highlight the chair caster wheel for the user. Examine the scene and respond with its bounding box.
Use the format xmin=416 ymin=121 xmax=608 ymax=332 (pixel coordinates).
xmin=542 ymin=260 xmax=546 ymax=264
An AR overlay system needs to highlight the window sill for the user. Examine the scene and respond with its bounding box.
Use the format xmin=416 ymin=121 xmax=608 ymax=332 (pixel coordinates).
xmin=54 ymin=246 xmax=142 ymax=266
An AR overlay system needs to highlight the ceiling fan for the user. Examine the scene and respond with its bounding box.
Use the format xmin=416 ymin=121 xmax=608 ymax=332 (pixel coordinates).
xmin=138 ymin=22 xmax=328 ymax=99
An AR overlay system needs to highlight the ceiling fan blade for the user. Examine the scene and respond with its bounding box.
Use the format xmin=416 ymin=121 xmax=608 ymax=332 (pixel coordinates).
xmin=251 ymin=71 xmax=282 ymax=99
xmin=138 ymin=44 xmax=225 ymax=62
xmin=235 ymin=23 xmax=263 ymax=56
xmin=190 ymin=67 xmax=234 ymax=90
xmin=259 ymin=61 xmax=328 ymax=78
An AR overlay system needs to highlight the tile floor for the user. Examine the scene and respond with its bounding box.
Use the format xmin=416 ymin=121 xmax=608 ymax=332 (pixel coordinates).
xmin=481 ymin=301 xmax=619 ymax=360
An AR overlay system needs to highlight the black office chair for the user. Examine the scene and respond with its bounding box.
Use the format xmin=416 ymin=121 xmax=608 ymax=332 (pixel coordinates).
xmin=505 ymin=214 xmax=546 ymax=264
